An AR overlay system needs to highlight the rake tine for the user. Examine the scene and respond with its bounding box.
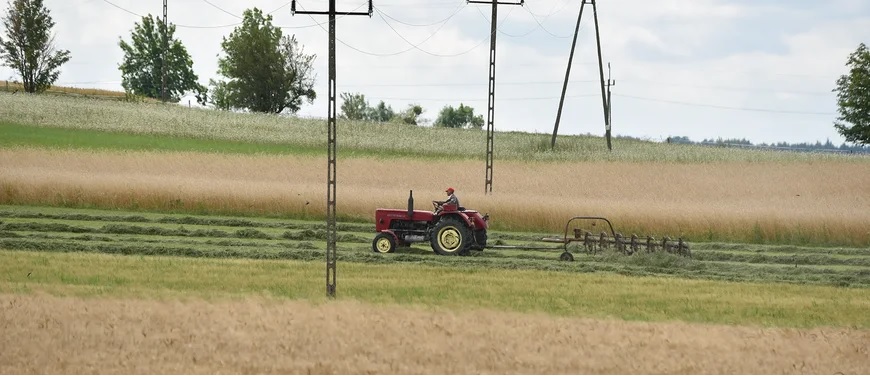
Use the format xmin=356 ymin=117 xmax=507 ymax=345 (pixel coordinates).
xmin=584 ymin=231 xmax=594 ymax=254
xmin=630 ymin=234 xmax=639 ymax=255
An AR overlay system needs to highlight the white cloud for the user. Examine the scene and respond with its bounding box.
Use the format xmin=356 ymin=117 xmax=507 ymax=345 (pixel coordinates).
xmin=1 ymin=0 xmax=867 ymax=145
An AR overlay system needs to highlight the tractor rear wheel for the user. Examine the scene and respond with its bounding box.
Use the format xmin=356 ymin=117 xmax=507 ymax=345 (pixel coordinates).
xmin=430 ymin=217 xmax=472 ymax=256
xmin=372 ymin=232 xmax=396 ymax=254
xmin=472 ymin=229 xmax=487 ymax=251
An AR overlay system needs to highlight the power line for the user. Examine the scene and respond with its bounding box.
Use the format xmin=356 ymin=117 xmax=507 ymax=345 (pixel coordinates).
xmin=376 ymin=2 xmax=465 ymax=27
xmin=473 ymin=5 xmax=571 ymax=38
xmin=100 ymin=0 xmax=139 ymax=17
xmin=341 ymin=79 xmax=599 ymax=87
xmin=616 ymin=94 xmax=836 ymax=115
xmin=302 ymin=4 xmax=491 ymax=57
xmin=520 ymin=2 xmax=573 ymax=38
xmin=372 ymin=4 xmax=469 ymax=57
xmin=99 ymin=0 xmax=325 ymax=29
xmin=624 ymin=79 xmax=832 ymax=96
xmin=365 ymin=93 xmax=599 ymax=102
xmin=200 ymin=0 xmax=241 ymax=19
xmin=473 ymin=0 xmax=573 ymax=38
xmin=524 ymin=0 xmax=571 ymax=18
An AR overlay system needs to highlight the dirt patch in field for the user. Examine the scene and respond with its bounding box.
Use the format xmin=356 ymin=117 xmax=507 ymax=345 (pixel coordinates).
xmin=1 ymin=294 xmax=868 ymax=374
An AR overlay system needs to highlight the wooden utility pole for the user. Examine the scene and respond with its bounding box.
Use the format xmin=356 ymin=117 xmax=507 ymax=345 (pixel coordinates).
xmin=291 ymin=0 xmax=373 ymax=298
xmin=551 ymin=0 xmax=610 ymax=150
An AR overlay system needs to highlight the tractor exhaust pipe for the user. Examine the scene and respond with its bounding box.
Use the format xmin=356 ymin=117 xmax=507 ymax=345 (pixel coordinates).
xmin=407 ymin=190 xmax=414 ymax=219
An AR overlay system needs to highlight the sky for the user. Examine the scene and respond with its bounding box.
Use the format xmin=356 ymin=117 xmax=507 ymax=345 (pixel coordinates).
xmin=2 ymin=0 xmax=869 ymax=145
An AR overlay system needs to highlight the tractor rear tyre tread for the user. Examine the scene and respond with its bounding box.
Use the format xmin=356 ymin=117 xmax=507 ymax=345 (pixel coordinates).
xmin=430 ymin=217 xmax=472 ymax=256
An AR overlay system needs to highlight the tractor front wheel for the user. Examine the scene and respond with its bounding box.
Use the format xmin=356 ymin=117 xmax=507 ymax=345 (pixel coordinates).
xmin=372 ymin=232 xmax=397 ymax=254
xmin=430 ymin=217 xmax=471 ymax=256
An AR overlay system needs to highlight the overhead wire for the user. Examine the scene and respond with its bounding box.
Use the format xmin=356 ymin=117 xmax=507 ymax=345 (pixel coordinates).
xmin=365 ymin=93 xmax=599 ymax=102
xmin=293 ymin=1 xmax=494 ymax=57
xmin=376 ymin=1 xmax=465 ymax=27
xmin=375 ymin=2 xmax=474 ymax=56
xmin=520 ymin=1 xmax=574 ymax=39
xmin=200 ymin=0 xmax=241 ymax=19
xmin=341 ymin=79 xmax=599 ymax=88
xmin=523 ymin=0 xmax=571 ymax=18
xmin=473 ymin=5 xmax=576 ymax=39
xmin=100 ymin=0 xmax=328 ymax=29
xmin=617 ymin=94 xmax=836 ymax=115
xmin=624 ymin=79 xmax=831 ymax=96
xmin=472 ymin=0 xmax=573 ymax=38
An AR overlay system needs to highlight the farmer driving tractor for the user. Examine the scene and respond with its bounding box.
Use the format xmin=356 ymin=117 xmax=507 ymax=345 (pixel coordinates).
xmin=433 ymin=187 xmax=459 ymax=214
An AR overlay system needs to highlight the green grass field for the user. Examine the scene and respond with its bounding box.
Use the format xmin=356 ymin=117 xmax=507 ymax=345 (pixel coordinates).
xmin=3 ymin=92 xmax=867 ymax=163
xmin=3 ymin=245 xmax=868 ymax=328
xmin=2 ymin=205 xmax=868 ymax=290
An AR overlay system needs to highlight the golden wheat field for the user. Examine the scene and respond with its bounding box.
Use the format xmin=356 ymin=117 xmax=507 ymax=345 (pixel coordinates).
xmin=1 ymin=147 xmax=868 ymax=245
xmin=1 ymin=294 xmax=868 ymax=374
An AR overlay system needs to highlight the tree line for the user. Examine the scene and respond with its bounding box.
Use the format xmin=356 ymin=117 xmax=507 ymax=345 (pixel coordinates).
xmin=1 ymin=0 xmax=868 ymax=141
xmin=667 ymin=136 xmax=870 ymax=153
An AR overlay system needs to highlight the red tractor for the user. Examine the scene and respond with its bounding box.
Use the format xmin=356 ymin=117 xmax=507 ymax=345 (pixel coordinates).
xmin=372 ymin=190 xmax=488 ymax=256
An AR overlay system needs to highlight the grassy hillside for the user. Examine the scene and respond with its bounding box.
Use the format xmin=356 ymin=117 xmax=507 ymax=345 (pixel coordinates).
xmin=2 ymin=92 xmax=865 ymax=163
xmin=0 ymin=80 xmax=148 ymax=101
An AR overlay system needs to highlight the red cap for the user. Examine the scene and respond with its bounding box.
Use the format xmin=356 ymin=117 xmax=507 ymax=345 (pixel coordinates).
xmin=445 ymin=187 xmax=454 ymax=194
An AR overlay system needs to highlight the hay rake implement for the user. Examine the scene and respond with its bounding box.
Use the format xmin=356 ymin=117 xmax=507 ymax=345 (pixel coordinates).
xmin=538 ymin=216 xmax=691 ymax=261
xmin=372 ymin=192 xmax=690 ymax=261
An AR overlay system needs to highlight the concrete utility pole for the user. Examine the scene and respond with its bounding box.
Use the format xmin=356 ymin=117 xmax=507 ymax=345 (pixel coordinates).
xmin=161 ymin=0 xmax=167 ymax=102
xmin=467 ymin=0 xmax=524 ymax=195
xmin=551 ymin=0 xmax=611 ymax=150
xmin=605 ymin=62 xmax=614 ymax=150
xmin=291 ymin=0 xmax=373 ymax=299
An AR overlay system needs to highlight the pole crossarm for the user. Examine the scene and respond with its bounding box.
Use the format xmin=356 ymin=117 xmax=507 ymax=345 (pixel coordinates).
xmin=292 ymin=0 xmax=373 ymax=16
xmin=467 ymin=0 xmax=523 ymax=4
xmin=291 ymin=0 xmax=372 ymax=299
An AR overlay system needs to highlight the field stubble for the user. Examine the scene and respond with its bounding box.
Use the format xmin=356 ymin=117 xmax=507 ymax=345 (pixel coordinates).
xmin=1 ymin=293 xmax=868 ymax=374
xmin=1 ymin=148 xmax=868 ymax=246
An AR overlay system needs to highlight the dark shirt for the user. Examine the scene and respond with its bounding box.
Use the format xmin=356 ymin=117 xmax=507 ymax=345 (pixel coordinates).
xmin=445 ymin=193 xmax=459 ymax=207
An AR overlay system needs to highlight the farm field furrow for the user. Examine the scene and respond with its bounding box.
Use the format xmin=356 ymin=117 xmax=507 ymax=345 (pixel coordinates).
xmin=2 ymin=206 xmax=869 ymax=288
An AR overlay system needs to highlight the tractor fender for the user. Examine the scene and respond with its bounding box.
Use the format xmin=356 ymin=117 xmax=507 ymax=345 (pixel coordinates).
xmin=377 ymin=230 xmax=400 ymax=243
xmin=440 ymin=213 xmax=475 ymax=229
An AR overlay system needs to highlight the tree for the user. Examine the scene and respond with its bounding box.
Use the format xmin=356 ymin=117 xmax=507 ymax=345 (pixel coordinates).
xmin=367 ymin=100 xmax=395 ymax=122
xmin=118 ymin=15 xmax=204 ymax=103
xmin=340 ymin=92 xmax=368 ymax=120
xmin=434 ymin=104 xmax=484 ymax=129
xmin=207 ymin=78 xmax=232 ymax=111
xmin=399 ymin=104 xmax=424 ymax=125
xmin=212 ymin=8 xmax=316 ymax=113
xmin=834 ymin=42 xmax=870 ymax=145
xmin=340 ymin=92 xmax=424 ymax=125
xmin=0 ymin=0 xmax=70 ymax=93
